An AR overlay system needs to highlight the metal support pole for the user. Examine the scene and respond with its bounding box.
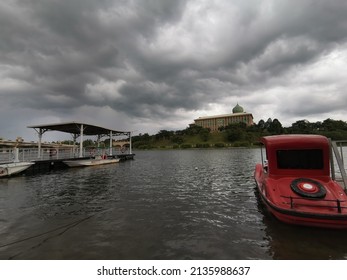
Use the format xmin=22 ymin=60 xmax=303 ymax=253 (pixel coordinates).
xmin=331 ymin=140 xmax=347 ymax=191
xmin=97 ymin=135 xmax=101 ymax=148
xmin=260 ymin=145 xmax=264 ymax=167
xmin=330 ymin=139 xmax=336 ymax=181
xmin=79 ymin=124 xmax=84 ymax=158
xmin=73 ymin=134 xmax=77 ymax=158
xmin=37 ymin=128 xmax=43 ymax=159
xmin=129 ymin=132 xmax=132 ymax=154
xmin=109 ymin=131 xmax=113 ymax=156
xmin=14 ymin=148 xmax=19 ymax=163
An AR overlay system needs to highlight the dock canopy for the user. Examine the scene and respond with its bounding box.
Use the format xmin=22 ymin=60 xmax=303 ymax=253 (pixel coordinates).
xmin=28 ymin=121 xmax=131 ymax=158
xmin=28 ymin=121 xmax=129 ymax=136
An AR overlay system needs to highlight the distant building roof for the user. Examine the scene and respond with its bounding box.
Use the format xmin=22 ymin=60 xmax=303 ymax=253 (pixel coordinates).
xmin=194 ymin=112 xmax=252 ymax=121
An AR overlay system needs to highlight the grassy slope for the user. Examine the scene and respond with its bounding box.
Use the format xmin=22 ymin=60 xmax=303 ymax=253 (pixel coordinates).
xmin=148 ymin=132 xmax=252 ymax=149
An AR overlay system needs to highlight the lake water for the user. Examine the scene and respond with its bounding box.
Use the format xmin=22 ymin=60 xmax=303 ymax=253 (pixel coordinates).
xmin=1 ymin=149 xmax=347 ymax=260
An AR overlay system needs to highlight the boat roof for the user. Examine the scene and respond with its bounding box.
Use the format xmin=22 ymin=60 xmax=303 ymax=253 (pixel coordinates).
xmin=261 ymin=134 xmax=329 ymax=149
xmin=28 ymin=121 xmax=129 ymax=136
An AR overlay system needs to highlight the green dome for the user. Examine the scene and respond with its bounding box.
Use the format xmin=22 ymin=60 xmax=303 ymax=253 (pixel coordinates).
xmin=232 ymin=103 xmax=244 ymax=113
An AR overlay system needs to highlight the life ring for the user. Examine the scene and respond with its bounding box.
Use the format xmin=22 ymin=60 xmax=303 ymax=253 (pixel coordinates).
xmin=290 ymin=178 xmax=326 ymax=199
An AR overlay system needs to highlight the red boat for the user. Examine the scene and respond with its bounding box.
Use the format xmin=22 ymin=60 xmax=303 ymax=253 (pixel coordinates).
xmin=254 ymin=134 xmax=347 ymax=229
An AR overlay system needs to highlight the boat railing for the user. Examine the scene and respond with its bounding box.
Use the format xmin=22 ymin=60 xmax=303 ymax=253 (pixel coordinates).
xmin=330 ymin=140 xmax=347 ymax=192
xmin=0 ymin=147 xmax=131 ymax=163
xmin=281 ymin=195 xmax=347 ymax=213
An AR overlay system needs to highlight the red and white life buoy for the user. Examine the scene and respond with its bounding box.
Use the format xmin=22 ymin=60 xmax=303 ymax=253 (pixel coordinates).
xmin=290 ymin=178 xmax=326 ymax=199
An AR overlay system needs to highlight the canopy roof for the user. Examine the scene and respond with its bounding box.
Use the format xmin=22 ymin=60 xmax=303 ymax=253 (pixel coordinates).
xmin=28 ymin=121 xmax=129 ymax=136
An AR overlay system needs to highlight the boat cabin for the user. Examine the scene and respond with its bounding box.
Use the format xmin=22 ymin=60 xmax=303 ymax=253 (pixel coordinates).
xmin=260 ymin=135 xmax=331 ymax=179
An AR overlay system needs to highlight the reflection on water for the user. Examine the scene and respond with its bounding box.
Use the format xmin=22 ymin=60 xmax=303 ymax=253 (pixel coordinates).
xmin=0 ymin=149 xmax=347 ymax=259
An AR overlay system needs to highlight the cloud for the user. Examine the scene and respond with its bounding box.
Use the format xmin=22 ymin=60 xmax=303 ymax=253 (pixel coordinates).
xmin=1 ymin=0 xmax=347 ymax=140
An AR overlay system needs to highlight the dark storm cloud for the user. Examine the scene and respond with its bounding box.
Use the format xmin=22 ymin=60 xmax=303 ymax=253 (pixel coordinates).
xmin=1 ymin=0 xmax=347 ymax=139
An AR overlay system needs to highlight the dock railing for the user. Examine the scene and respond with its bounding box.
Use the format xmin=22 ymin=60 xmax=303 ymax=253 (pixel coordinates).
xmin=0 ymin=147 xmax=131 ymax=163
xmin=330 ymin=139 xmax=347 ymax=192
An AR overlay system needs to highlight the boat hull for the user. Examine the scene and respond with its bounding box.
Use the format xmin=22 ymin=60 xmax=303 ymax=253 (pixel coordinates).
xmin=63 ymin=158 xmax=120 ymax=167
xmin=0 ymin=162 xmax=34 ymax=177
xmin=254 ymin=173 xmax=347 ymax=229
xmin=257 ymin=188 xmax=347 ymax=229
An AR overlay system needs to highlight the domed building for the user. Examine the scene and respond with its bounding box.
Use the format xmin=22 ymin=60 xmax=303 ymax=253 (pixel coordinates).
xmin=194 ymin=103 xmax=254 ymax=132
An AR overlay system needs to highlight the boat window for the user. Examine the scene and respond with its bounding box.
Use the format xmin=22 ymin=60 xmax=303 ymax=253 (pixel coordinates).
xmin=276 ymin=149 xmax=324 ymax=169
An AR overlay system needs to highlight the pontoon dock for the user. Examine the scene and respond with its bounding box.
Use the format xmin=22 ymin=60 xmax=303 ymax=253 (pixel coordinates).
xmin=0 ymin=122 xmax=134 ymax=176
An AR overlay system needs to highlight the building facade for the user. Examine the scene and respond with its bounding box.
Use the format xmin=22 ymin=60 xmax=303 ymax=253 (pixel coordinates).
xmin=194 ymin=104 xmax=254 ymax=132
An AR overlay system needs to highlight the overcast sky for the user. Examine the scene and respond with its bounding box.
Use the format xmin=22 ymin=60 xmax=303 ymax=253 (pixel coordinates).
xmin=1 ymin=0 xmax=347 ymax=141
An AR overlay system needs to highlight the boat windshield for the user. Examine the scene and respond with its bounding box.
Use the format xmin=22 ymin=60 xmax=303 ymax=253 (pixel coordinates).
xmin=276 ymin=149 xmax=324 ymax=169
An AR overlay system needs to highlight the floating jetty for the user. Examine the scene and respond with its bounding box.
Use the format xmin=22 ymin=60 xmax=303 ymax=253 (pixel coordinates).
xmin=0 ymin=121 xmax=135 ymax=177
xmin=24 ymin=154 xmax=135 ymax=176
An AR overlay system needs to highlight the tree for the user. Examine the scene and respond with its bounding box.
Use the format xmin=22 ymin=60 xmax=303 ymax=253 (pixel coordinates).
xmin=290 ymin=120 xmax=312 ymax=134
xmin=199 ymin=129 xmax=210 ymax=142
xmin=268 ymin=118 xmax=284 ymax=134
xmin=83 ymin=139 xmax=95 ymax=147
xmin=172 ymin=136 xmax=184 ymax=144
xmin=224 ymin=123 xmax=246 ymax=142
xmin=264 ymin=118 xmax=272 ymax=130
xmin=155 ymin=130 xmax=174 ymax=140
xmin=321 ymin=118 xmax=347 ymax=131
xmin=257 ymin=119 xmax=265 ymax=131
xmin=132 ymin=133 xmax=152 ymax=143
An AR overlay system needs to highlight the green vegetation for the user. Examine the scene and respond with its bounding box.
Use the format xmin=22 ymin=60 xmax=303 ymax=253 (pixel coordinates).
xmin=132 ymin=118 xmax=347 ymax=150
